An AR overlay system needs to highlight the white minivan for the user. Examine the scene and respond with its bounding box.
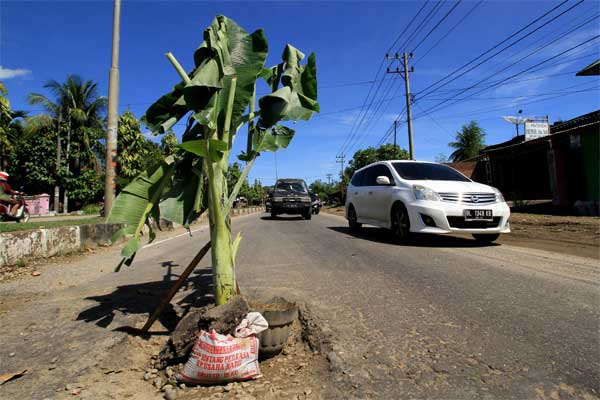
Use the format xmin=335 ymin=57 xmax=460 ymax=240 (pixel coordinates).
xmin=345 ymin=160 xmax=510 ymax=243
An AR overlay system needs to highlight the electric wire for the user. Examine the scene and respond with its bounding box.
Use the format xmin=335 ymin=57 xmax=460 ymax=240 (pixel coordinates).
xmin=414 ymin=35 xmax=600 ymax=118
xmin=414 ymin=13 xmax=598 ymax=113
xmin=415 ymin=0 xmax=573 ymax=98
xmin=337 ymin=1 xmax=432 ymax=157
xmin=413 ymin=0 xmax=483 ymax=66
xmin=410 ymin=0 xmax=464 ymax=54
xmin=417 ymin=0 xmax=586 ymax=100
xmin=395 ymin=0 xmax=445 ymax=53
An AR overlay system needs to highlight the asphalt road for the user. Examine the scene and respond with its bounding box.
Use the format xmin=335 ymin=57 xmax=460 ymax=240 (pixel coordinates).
xmin=0 ymin=212 xmax=598 ymax=399
xmin=236 ymin=212 xmax=600 ymax=399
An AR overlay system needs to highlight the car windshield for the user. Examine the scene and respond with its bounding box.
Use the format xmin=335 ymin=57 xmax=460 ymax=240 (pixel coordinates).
xmin=275 ymin=182 xmax=308 ymax=194
xmin=392 ymin=162 xmax=470 ymax=182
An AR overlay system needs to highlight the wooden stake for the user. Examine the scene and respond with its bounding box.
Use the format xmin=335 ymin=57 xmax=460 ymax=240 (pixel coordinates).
xmin=140 ymin=240 xmax=212 ymax=334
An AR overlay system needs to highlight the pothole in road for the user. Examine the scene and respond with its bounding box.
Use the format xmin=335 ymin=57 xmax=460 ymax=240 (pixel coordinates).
xmin=156 ymin=297 xmax=333 ymax=400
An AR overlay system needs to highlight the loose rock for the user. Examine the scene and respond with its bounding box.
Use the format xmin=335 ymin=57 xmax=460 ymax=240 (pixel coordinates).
xmin=164 ymin=387 xmax=177 ymax=400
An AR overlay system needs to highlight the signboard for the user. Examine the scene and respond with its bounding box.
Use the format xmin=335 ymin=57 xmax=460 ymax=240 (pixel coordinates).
xmin=524 ymin=118 xmax=549 ymax=141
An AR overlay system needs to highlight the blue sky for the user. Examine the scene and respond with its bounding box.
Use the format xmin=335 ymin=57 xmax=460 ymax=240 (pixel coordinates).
xmin=1 ymin=0 xmax=599 ymax=186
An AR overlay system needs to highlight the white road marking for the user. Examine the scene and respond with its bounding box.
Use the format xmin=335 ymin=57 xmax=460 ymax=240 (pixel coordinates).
xmin=141 ymin=212 xmax=262 ymax=249
xmin=142 ymin=227 xmax=206 ymax=248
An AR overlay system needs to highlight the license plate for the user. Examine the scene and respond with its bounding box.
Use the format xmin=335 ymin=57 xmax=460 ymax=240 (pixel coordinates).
xmin=464 ymin=209 xmax=493 ymax=221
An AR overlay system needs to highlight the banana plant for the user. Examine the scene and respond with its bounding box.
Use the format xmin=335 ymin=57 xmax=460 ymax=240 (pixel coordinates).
xmin=108 ymin=15 xmax=318 ymax=305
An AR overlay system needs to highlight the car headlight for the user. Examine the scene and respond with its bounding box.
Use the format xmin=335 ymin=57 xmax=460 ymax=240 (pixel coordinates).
xmin=273 ymin=198 xmax=283 ymax=202
xmin=413 ymin=185 xmax=439 ymax=201
xmin=492 ymin=187 xmax=505 ymax=202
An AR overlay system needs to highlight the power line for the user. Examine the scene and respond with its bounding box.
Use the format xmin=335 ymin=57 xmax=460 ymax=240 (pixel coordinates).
xmin=415 ymin=0 xmax=573 ymax=98
xmin=421 ymin=81 xmax=599 ymax=101
xmin=410 ymin=0 xmax=463 ymax=54
xmin=417 ymin=70 xmax=580 ymax=95
xmin=413 ymin=0 xmax=483 ymax=66
xmin=337 ymin=1 xmax=432 ymax=157
xmin=415 ymin=35 xmax=600 ymax=118
xmin=416 ymin=13 xmax=598 ymax=106
xmin=417 ymin=0 xmax=586 ymax=100
xmin=418 ymin=85 xmax=599 ymax=123
xmin=396 ymin=0 xmax=445 ymax=53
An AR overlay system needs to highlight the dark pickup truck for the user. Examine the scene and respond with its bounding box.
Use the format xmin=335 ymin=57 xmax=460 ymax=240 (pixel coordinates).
xmin=270 ymin=178 xmax=312 ymax=220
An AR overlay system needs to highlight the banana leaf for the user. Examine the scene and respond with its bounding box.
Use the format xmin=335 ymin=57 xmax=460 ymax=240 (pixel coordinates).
xmin=258 ymin=46 xmax=319 ymax=129
xmin=108 ymin=157 xmax=177 ymax=269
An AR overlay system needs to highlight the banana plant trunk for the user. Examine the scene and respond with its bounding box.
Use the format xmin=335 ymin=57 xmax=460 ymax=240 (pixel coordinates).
xmin=207 ymin=162 xmax=236 ymax=305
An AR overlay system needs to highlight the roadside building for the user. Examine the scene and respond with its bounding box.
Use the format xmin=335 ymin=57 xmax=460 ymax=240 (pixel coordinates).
xmin=471 ymin=110 xmax=599 ymax=215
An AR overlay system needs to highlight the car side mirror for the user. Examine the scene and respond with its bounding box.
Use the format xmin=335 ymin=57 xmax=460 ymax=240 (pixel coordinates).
xmin=376 ymin=176 xmax=391 ymax=185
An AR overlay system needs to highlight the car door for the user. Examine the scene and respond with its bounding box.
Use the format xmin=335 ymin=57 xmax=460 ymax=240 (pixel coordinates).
xmin=349 ymin=169 xmax=367 ymax=219
xmin=358 ymin=166 xmax=380 ymax=221
xmin=366 ymin=164 xmax=396 ymax=224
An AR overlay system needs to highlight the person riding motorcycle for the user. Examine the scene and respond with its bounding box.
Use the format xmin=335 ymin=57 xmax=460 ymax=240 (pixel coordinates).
xmin=0 ymin=171 xmax=21 ymax=217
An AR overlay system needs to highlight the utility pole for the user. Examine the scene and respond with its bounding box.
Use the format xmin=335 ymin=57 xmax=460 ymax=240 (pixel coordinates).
xmin=386 ymin=52 xmax=415 ymax=160
xmin=104 ymin=0 xmax=121 ymax=216
xmin=63 ymin=108 xmax=71 ymax=213
xmin=336 ymin=154 xmax=345 ymax=179
xmin=326 ymin=173 xmax=333 ymax=185
xmin=54 ymin=112 xmax=62 ymax=213
xmin=393 ymin=119 xmax=397 ymax=158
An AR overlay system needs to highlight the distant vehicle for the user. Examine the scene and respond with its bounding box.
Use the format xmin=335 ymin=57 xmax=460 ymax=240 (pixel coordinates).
xmin=309 ymin=192 xmax=321 ymax=215
xmin=0 ymin=192 xmax=30 ymax=223
xmin=345 ymin=160 xmax=510 ymax=243
xmin=270 ymin=179 xmax=312 ymax=220
xmin=265 ymin=197 xmax=272 ymax=213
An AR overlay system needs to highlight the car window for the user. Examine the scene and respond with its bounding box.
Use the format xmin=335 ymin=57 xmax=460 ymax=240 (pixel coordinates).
xmin=275 ymin=181 xmax=308 ymax=194
xmin=392 ymin=162 xmax=470 ymax=181
xmin=363 ymin=164 xmax=394 ymax=186
xmin=351 ymin=170 xmax=364 ymax=186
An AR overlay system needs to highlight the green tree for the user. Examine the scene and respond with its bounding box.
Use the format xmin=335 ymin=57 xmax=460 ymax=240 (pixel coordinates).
xmin=161 ymin=130 xmax=179 ymax=157
xmin=117 ymin=111 xmax=147 ymax=185
xmin=435 ymin=153 xmax=449 ymax=163
xmin=0 ymin=82 xmax=26 ymax=170
xmin=226 ymin=162 xmax=250 ymax=198
xmin=142 ymin=139 xmax=163 ymax=171
xmin=26 ymin=75 xmax=107 ymax=210
xmin=9 ymin=123 xmax=57 ymax=195
xmin=344 ymin=143 xmax=409 ymax=180
xmin=309 ymin=179 xmax=335 ymax=200
xmin=108 ymin=15 xmax=319 ymax=305
xmin=449 ymin=121 xmax=486 ymax=162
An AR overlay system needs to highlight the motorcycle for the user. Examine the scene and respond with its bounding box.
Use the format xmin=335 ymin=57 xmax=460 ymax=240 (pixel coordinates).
xmin=0 ymin=193 xmax=30 ymax=223
xmin=311 ymin=198 xmax=321 ymax=215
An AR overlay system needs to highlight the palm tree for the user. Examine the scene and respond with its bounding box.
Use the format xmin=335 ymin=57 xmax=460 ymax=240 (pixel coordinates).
xmin=0 ymin=82 xmax=26 ymax=170
xmin=26 ymin=75 xmax=107 ymax=211
xmin=449 ymin=120 xmax=486 ymax=162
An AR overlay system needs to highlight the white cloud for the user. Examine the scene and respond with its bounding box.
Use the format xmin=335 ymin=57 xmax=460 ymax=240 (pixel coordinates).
xmin=0 ymin=66 xmax=31 ymax=79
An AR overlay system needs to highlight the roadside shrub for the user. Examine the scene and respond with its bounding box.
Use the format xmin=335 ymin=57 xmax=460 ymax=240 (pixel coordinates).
xmin=82 ymin=203 xmax=100 ymax=215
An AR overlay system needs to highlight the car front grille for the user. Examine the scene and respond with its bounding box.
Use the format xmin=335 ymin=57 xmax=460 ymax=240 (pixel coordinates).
xmin=438 ymin=192 xmax=497 ymax=205
xmin=447 ymin=216 xmax=502 ymax=229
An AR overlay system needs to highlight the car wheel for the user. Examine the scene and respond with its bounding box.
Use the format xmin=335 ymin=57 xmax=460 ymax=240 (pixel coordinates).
xmin=270 ymin=209 xmax=277 ymax=219
xmin=303 ymin=209 xmax=312 ymax=220
xmin=347 ymin=205 xmax=361 ymax=231
xmin=392 ymin=204 xmax=411 ymax=243
xmin=472 ymin=233 xmax=500 ymax=243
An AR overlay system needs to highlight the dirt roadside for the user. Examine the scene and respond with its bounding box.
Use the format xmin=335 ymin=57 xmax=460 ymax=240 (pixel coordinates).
xmin=323 ymin=206 xmax=599 ymax=260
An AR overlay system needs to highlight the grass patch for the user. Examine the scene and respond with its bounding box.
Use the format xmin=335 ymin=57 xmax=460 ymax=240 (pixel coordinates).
xmin=0 ymin=217 xmax=105 ymax=233
xmin=82 ymin=203 xmax=101 ymax=215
